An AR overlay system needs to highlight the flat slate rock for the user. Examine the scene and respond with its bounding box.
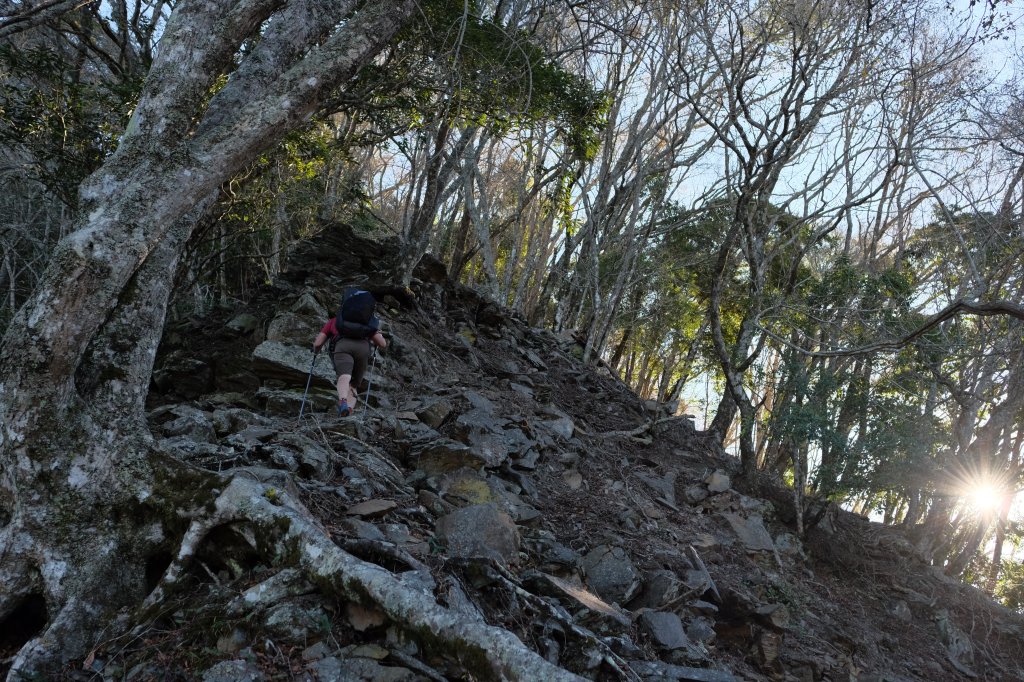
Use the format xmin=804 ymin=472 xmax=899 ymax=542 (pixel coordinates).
xmin=435 ymin=503 xmax=520 ymax=565
xmin=346 ymin=499 xmax=398 ymax=518
xmin=540 ymin=573 xmax=631 ymax=626
xmin=720 ymin=512 xmax=776 ymax=551
xmin=639 ymin=610 xmax=691 ymax=650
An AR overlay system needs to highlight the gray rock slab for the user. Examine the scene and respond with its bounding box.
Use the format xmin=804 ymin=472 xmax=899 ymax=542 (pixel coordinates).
xmin=721 ymin=513 xmax=776 ymax=552
xmin=435 ymin=503 xmax=520 ymax=565
xmin=580 ymin=545 xmax=641 ymax=604
xmin=537 ymin=414 xmax=575 ymax=440
xmin=414 ymin=438 xmax=498 ymax=474
xmin=640 ymin=610 xmax=691 ymax=650
xmin=415 ymin=399 xmax=453 ymax=429
xmin=253 ymin=340 xmax=334 ymax=387
xmin=266 ymin=311 xmax=319 ymax=346
xmin=638 ymin=471 xmax=678 ymax=506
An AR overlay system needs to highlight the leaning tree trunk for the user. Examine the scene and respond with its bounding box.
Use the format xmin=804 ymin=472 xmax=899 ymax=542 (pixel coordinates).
xmin=0 ymin=1 xmax=418 ymax=676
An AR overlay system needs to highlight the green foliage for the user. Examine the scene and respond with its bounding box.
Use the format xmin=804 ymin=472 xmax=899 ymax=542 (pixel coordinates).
xmin=992 ymin=557 xmax=1024 ymax=611
xmin=0 ymin=44 xmax=140 ymax=203
xmin=345 ymin=1 xmax=607 ymax=160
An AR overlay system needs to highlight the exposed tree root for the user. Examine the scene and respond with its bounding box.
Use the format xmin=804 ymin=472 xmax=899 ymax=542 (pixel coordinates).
xmin=0 ymin=525 xmax=34 ymax=623
xmin=148 ymin=476 xmax=586 ymax=681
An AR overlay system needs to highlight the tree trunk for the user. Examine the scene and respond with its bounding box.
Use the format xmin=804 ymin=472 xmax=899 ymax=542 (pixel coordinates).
xmin=0 ymin=1 xmax=418 ymax=674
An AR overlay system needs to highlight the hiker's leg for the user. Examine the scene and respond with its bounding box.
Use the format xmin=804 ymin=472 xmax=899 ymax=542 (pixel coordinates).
xmin=339 ymin=338 xmax=370 ymax=411
xmin=336 ymin=374 xmax=352 ymax=402
xmin=332 ymin=350 xmax=356 ymax=406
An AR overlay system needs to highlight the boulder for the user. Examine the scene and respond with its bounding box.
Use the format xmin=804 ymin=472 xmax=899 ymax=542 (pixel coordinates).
xmin=754 ymin=603 xmax=790 ymax=629
xmin=264 ymin=599 xmax=330 ymax=642
xmin=451 ymin=430 xmax=509 ymax=469
xmin=274 ymin=433 xmax=333 ymax=479
xmin=226 ymin=426 xmax=278 ymax=446
xmin=266 ymin=311 xmax=320 ymax=346
xmin=435 ymin=503 xmax=520 ymax=565
xmin=522 ymin=532 xmax=580 ymax=575
xmin=721 ymin=513 xmax=776 ymax=552
xmin=437 ymin=469 xmax=501 ymax=506
xmin=639 ymin=611 xmax=692 ymax=650
xmin=226 ymin=313 xmax=260 ymax=334
xmin=687 ymin=618 xmax=717 ymax=644
xmin=210 ymin=407 xmax=271 ymax=437
xmin=291 ymin=290 xmax=328 ymax=318
xmin=415 ymin=399 xmax=452 ymax=429
xmin=774 ymin=532 xmax=805 ymax=559
xmin=580 ymin=545 xmax=641 ymax=604
xmin=536 ymin=410 xmax=575 ymax=440
xmin=682 ymin=485 xmax=710 ymax=505
xmin=161 ymin=406 xmax=216 ymax=443
xmin=706 ymin=470 xmax=731 ymax=494
xmin=252 ymin=340 xmax=333 ymax=387
xmin=629 ymin=570 xmax=683 ymax=609
xmin=563 ymin=470 xmax=584 ymax=490
xmin=157 ymin=436 xmax=224 ymax=462
xmin=500 ymin=426 xmax=539 ymax=459
xmin=453 ymin=407 xmax=509 ymax=437
xmin=413 ymin=439 xmax=498 ymax=475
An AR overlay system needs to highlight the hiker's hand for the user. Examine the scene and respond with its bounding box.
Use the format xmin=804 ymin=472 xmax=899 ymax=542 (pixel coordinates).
xmin=313 ymin=344 xmax=321 ymax=355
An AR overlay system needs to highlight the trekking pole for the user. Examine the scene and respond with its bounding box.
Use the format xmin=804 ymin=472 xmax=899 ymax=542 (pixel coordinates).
xmin=298 ymin=348 xmax=319 ymax=419
xmin=361 ymin=346 xmax=378 ymax=423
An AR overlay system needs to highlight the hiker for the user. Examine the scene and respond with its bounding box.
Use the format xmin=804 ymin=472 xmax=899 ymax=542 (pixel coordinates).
xmin=312 ymin=289 xmax=387 ymax=416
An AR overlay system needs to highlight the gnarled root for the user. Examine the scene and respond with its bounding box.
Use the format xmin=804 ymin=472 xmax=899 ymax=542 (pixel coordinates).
xmin=0 ymin=525 xmax=34 ymax=623
xmin=151 ymin=476 xmax=585 ymax=681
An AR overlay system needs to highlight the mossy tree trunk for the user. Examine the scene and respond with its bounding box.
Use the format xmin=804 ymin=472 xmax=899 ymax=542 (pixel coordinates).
xmin=0 ymin=1 xmax=417 ymax=676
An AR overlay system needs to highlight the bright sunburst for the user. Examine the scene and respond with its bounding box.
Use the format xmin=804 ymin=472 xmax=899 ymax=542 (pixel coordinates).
xmin=963 ymin=482 xmax=1004 ymax=514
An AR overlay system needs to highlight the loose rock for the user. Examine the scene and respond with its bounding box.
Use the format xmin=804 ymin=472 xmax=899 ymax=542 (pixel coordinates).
xmin=580 ymin=545 xmax=641 ymax=604
xmin=435 ymin=503 xmax=520 ymax=565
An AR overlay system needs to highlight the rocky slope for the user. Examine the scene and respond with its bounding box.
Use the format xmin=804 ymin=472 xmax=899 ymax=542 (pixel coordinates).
xmin=73 ymin=224 xmax=1024 ymax=681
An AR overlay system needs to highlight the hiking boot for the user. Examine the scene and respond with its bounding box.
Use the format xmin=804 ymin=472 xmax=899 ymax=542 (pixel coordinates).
xmin=337 ymin=400 xmax=351 ymax=417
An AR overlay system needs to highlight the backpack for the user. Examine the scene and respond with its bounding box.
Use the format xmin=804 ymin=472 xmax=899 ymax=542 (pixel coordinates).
xmin=333 ymin=289 xmax=378 ymax=342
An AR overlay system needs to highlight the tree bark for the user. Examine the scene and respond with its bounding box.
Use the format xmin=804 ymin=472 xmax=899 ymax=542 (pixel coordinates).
xmin=0 ymin=1 xmax=418 ymax=675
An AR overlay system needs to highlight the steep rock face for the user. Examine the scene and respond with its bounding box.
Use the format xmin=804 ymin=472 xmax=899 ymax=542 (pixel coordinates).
xmin=123 ymin=225 xmax=1024 ymax=682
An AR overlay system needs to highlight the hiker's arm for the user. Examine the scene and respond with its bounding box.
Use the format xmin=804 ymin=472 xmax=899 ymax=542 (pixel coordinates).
xmin=313 ymin=332 xmax=328 ymax=352
xmin=371 ymin=331 xmax=387 ymax=349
